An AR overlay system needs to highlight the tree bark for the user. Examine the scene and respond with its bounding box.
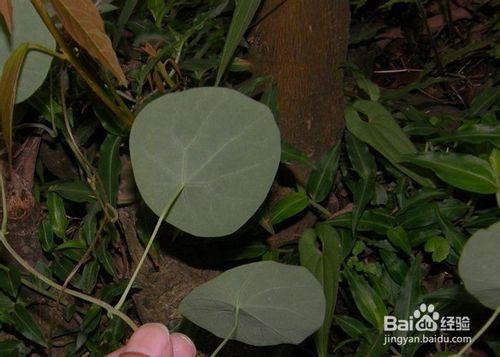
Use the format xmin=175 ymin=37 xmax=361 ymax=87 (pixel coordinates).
xmin=249 ymin=0 xmax=350 ymax=180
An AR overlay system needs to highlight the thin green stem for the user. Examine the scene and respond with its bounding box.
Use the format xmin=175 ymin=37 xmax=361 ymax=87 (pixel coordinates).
xmin=115 ymin=185 xmax=185 ymax=310
xmin=0 ymin=230 xmax=138 ymax=331
xmin=211 ymin=307 xmax=240 ymax=357
xmin=0 ymin=169 xmax=138 ymax=331
xmin=30 ymin=0 xmax=134 ymax=129
xmin=28 ymin=43 xmax=65 ymax=60
xmin=454 ymin=307 xmax=500 ymax=356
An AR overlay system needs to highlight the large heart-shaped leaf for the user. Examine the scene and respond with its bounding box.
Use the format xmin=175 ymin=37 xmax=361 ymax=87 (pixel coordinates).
xmin=459 ymin=221 xmax=500 ymax=310
xmin=130 ymin=87 xmax=280 ymax=237
xmin=179 ymin=261 xmax=325 ymax=346
xmin=0 ymin=0 xmax=55 ymax=103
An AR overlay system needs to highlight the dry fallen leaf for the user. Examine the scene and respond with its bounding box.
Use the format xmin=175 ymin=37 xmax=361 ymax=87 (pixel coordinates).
xmin=50 ymin=0 xmax=128 ymax=86
xmin=0 ymin=0 xmax=13 ymax=33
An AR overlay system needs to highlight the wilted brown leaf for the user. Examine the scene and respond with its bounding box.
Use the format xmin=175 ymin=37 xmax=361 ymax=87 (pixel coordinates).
xmin=49 ymin=0 xmax=128 ymax=86
xmin=0 ymin=43 xmax=30 ymax=165
xmin=0 ymin=0 xmax=13 ymax=33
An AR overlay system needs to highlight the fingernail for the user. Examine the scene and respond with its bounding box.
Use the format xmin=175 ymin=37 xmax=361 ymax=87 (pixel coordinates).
xmin=120 ymin=323 xmax=171 ymax=357
xmin=171 ymin=333 xmax=197 ymax=356
xmin=178 ymin=334 xmax=196 ymax=350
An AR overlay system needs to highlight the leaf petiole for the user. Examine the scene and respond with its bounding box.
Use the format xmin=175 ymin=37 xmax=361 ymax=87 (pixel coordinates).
xmin=211 ymin=307 xmax=240 ymax=357
xmin=454 ymin=306 xmax=500 ymax=356
xmin=0 ymin=169 xmax=138 ymax=331
xmin=114 ymin=184 xmax=185 ymax=311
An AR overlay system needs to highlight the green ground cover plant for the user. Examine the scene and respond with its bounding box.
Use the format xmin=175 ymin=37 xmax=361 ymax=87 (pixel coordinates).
xmin=0 ymin=0 xmax=498 ymax=355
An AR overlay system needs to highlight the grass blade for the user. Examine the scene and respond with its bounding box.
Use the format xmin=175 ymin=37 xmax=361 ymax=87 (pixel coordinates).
xmin=215 ymin=0 xmax=262 ymax=86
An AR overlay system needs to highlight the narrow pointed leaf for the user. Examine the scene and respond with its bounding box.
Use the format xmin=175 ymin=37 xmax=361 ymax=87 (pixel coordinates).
xmin=351 ymin=176 xmax=375 ymax=235
xmin=431 ymin=123 xmax=500 ymax=147
xmin=307 ymin=144 xmax=341 ymax=202
xmin=401 ymin=153 xmax=498 ymax=194
xmin=47 ymin=192 xmax=68 ymax=239
xmin=0 ymin=43 xmax=29 ymax=164
xmin=98 ymin=135 xmax=121 ymax=206
xmin=269 ymin=189 xmax=309 ymax=225
xmin=50 ymin=0 xmax=128 ymax=85
xmin=12 ymin=304 xmax=47 ymax=347
xmin=387 ymin=226 xmax=412 ymax=256
xmin=343 ymin=267 xmax=387 ymax=331
xmin=215 ymin=0 xmax=261 ymax=85
xmin=345 ymin=132 xmax=375 ymax=179
xmin=394 ymin=256 xmax=422 ymax=337
xmin=0 ymin=340 xmax=29 ymax=355
xmin=299 ymin=225 xmax=342 ymax=357
xmin=346 ymin=102 xmax=434 ymax=187
xmin=49 ymin=181 xmax=95 ymax=203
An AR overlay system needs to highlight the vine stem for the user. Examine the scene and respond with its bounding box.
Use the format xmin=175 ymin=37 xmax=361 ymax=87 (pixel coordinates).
xmin=30 ymin=0 xmax=134 ymax=129
xmin=210 ymin=307 xmax=240 ymax=357
xmin=454 ymin=307 xmax=500 ymax=356
xmin=115 ymin=185 xmax=185 ymax=311
xmin=0 ymin=170 xmax=138 ymax=331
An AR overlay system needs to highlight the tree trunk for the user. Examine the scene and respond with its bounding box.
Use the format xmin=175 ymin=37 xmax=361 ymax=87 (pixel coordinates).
xmin=249 ymin=0 xmax=350 ymax=181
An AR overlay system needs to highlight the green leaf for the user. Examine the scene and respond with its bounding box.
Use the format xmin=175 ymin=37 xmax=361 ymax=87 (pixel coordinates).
xmin=0 ymin=42 xmax=29 ymax=165
xmin=393 ymin=257 xmax=422 ymax=338
xmin=281 ymin=141 xmax=315 ymax=168
xmin=96 ymin=240 xmax=117 ymax=278
xmin=49 ymin=181 xmax=95 ymax=203
xmin=353 ymin=69 xmax=380 ymax=101
xmin=357 ymin=331 xmax=389 ymax=357
xmin=179 ymin=261 xmax=325 ymax=346
xmin=431 ymin=123 xmax=500 ymax=147
xmin=345 ymin=132 xmax=375 ymax=179
xmin=397 ymin=199 xmax=469 ymax=229
xmin=0 ymin=267 xmax=20 ymax=298
xmin=351 ymin=176 xmax=375 ymax=235
xmin=269 ymin=188 xmax=309 ymax=225
xmin=11 ymin=304 xmax=47 ymax=347
xmin=215 ymin=0 xmax=261 ymax=85
xmin=47 ymin=192 xmax=68 ymax=239
xmin=343 ymin=267 xmax=387 ymax=331
xmin=75 ymin=260 xmax=100 ymax=293
xmin=0 ymin=0 xmax=55 ymax=103
xmin=307 ymin=143 xmax=341 ymax=202
xmin=379 ymin=249 xmax=408 ymax=284
xmin=0 ymin=340 xmax=29 ymax=355
xmin=436 ymin=207 xmax=466 ymax=254
xmin=334 ymin=315 xmax=369 ymax=338
xmin=81 ymin=213 xmax=97 ymax=246
xmin=299 ymin=225 xmax=342 ymax=357
xmin=346 ymin=102 xmax=434 ymax=187
xmin=98 ymin=135 xmax=122 ymax=206
xmin=130 ymin=87 xmax=280 ymax=237
xmin=401 ymin=153 xmax=498 ymax=194
xmin=38 ymin=219 xmax=55 ymax=253
xmin=459 ymin=221 xmax=500 ymax=310
xmin=490 ymin=149 xmax=500 ymax=206
xmin=387 ymin=226 xmax=412 ymax=256
xmin=327 ymin=209 xmax=395 ymax=235
xmin=112 ymin=0 xmax=138 ymax=46
xmin=468 ymin=85 xmax=500 ymax=116
xmin=424 ymin=236 xmax=450 ymax=262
